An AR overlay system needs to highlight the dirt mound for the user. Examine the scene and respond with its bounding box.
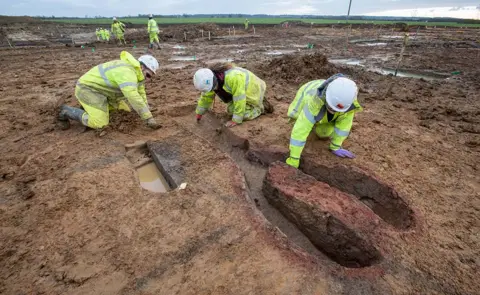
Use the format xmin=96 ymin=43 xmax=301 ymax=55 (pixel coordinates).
xmin=160 ymin=23 xmax=221 ymax=41
xmin=194 ymin=23 xmax=221 ymax=31
xmin=280 ymin=21 xmax=310 ymax=27
xmin=258 ymin=53 xmax=339 ymax=83
xmin=0 ymin=15 xmax=41 ymax=24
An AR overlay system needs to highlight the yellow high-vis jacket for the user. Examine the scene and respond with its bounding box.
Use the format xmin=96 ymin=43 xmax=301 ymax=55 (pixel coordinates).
xmin=77 ymin=51 xmax=152 ymax=120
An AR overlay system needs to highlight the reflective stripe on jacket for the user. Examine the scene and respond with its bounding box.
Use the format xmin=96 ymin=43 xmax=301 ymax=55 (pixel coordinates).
xmin=77 ymin=51 xmax=152 ymax=120
xmin=288 ymin=78 xmax=362 ymax=159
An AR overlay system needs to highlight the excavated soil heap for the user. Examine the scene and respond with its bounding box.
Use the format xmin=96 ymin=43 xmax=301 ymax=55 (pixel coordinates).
xmin=258 ymin=53 xmax=339 ymax=83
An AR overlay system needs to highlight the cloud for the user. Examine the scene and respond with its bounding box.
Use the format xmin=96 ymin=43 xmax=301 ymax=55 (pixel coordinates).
xmin=1 ymin=0 xmax=479 ymax=17
xmin=366 ymin=5 xmax=480 ymax=18
xmin=274 ymin=5 xmax=318 ymax=15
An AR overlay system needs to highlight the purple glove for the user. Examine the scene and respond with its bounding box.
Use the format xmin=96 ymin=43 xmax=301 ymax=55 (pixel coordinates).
xmin=331 ymin=149 xmax=356 ymax=159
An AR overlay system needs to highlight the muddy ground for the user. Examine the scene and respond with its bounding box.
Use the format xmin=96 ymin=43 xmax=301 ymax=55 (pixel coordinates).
xmin=0 ymin=20 xmax=479 ymax=295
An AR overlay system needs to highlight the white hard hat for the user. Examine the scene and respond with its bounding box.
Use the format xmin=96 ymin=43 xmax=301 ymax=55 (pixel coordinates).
xmin=193 ymin=69 xmax=214 ymax=92
xmin=325 ymin=77 xmax=358 ymax=112
xmin=113 ymin=17 xmax=117 ymax=20
xmin=149 ymin=14 xmax=153 ymax=18
xmin=138 ymin=55 xmax=159 ymax=74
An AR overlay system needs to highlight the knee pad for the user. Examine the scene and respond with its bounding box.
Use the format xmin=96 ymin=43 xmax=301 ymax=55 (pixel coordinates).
xmin=86 ymin=114 xmax=109 ymax=129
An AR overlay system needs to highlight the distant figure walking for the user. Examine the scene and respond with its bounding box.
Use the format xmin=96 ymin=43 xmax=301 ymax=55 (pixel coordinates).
xmin=147 ymin=14 xmax=161 ymax=49
xmin=111 ymin=17 xmax=126 ymax=45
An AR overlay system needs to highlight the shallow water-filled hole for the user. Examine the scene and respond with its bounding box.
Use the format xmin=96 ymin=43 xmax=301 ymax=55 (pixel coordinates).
xmin=265 ymin=50 xmax=297 ymax=55
xmin=329 ymin=58 xmax=364 ymax=66
xmin=137 ymin=162 xmax=170 ymax=193
xmin=205 ymin=58 xmax=235 ymax=64
xmin=169 ymin=56 xmax=197 ymax=61
xmin=357 ymin=42 xmax=388 ymax=47
xmin=328 ymin=57 xmax=450 ymax=80
xmin=126 ymin=140 xmax=177 ymax=193
xmin=372 ymin=68 xmax=450 ymax=80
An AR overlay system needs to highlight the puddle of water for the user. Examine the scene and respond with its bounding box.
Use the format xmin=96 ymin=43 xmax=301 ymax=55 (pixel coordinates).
xmin=381 ymin=35 xmax=403 ymax=39
xmin=350 ymin=39 xmax=379 ymax=44
xmin=230 ymin=49 xmax=246 ymax=54
xmin=173 ymin=45 xmax=186 ymax=49
xmin=329 ymin=58 xmax=364 ymax=66
xmin=205 ymin=58 xmax=234 ymax=64
xmin=169 ymin=56 xmax=197 ymax=61
xmin=261 ymin=45 xmax=287 ymax=48
xmin=172 ymin=51 xmax=188 ymax=55
xmin=163 ymin=63 xmax=188 ymax=69
xmin=358 ymin=42 xmax=387 ymax=47
xmin=370 ymin=54 xmax=393 ymax=62
xmin=328 ymin=58 xmax=447 ymax=80
xmin=265 ymin=50 xmax=297 ymax=56
xmin=215 ymin=44 xmax=247 ymax=48
xmin=292 ymin=44 xmax=311 ymax=48
xmin=137 ymin=162 xmax=170 ymax=193
xmin=371 ymin=68 xmax=447 ymax=80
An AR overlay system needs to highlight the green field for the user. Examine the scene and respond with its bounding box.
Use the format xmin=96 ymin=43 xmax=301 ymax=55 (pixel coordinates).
xmin=47 ymin=17 xmax=480 ymax=27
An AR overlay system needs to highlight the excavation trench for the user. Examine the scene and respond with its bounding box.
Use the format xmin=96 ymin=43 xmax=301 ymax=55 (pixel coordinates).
xmin=178 ymin=114 xmax=385 ymax=268
xmin=263 ymin=162 xmax=383 ymax=268
xmin=178 ymin=114 xmax=324 ymax=259
xmin=246 ymin=148 xmax=416 ymax=230
xmin=301 ymin=162 xmax=415 ymax=230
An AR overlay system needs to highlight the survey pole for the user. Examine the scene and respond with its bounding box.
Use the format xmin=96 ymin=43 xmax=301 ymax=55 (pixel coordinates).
xmin=346 ymin=0 xmax=353 ymax=23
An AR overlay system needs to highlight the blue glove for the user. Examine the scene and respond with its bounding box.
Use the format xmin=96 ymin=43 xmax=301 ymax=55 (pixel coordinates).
xmin=331 ymin=149 xmax=355 ymax=159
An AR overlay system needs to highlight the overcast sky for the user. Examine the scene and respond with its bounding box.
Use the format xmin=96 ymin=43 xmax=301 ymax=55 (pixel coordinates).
xmin=1 ymin=0 xmax=479 ymax=17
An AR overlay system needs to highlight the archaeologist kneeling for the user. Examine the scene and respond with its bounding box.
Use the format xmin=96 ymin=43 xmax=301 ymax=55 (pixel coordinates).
xmin=193 ymin=64 xmax=272 ymax=128
xmin=286 ymin=75 xmax=362 ymax=168
xmin=58 ymin=51 xmax=161 ymax=130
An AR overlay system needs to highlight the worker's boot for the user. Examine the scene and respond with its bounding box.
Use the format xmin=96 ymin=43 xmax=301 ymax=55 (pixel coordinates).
xmin=262 ymin=97 xmax=274 ymax=114
xmin=58 ymin=105 xmax=86 ymax=130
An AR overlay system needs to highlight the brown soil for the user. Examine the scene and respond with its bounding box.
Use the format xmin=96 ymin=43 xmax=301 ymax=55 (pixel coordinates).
xmin=257 ymin=52 xmax=339 ymax=84
xmin=0 ymin=16 xmax=41 ymax=24
xmin=0 ymin=23 xmax=479 ymax=295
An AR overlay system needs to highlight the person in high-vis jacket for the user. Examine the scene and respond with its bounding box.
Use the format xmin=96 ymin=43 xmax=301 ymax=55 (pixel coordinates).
xmin=95 ymin=28 xmax=101 ymax=41
xmin=244 ymin=19 xmax=250 ymax=30
xmin=57 ymin=51 xmax=161 ymax=130
xmin=99 ymin=28 xmax=106 ymax=42
xmin=193 ymin=64 xmax=272 ymax=128
xmin=104 ymin=29 xmax=111 ymax=42
xmin=286 ymin=75 xmax=362 ymax=168
xmin=111 ymin=17 xmax=126 ymax=45
xmin=147 ymin=14 xmax=161 ymax=49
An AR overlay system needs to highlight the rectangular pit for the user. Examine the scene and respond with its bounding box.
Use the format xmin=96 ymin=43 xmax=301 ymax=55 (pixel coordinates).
xmin=245 ymin=146 xmax=415 ymax=231
xmin=263 ymin=162 xmax=384 ymax=268
xmin=147 ymin=141 xmax=185 ymax=190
